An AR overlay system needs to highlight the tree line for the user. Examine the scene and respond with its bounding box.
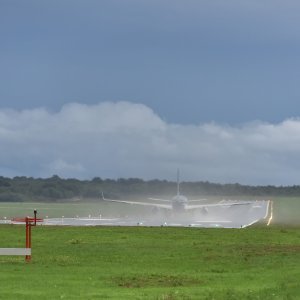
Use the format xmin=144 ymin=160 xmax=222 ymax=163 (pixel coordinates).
xmin=0 ymin=175 xmax=300 ymax=202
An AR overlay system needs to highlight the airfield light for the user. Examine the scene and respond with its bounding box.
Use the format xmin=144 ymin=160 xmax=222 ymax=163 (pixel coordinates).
xmin=34 ymin=209 xmax=37 ymax=225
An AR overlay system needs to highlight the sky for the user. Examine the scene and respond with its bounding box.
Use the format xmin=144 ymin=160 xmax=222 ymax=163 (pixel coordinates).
xmin=1 ymin=0 xmax=300 ymax=185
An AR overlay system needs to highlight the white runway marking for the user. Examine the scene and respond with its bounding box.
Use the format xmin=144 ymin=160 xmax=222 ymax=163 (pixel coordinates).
xmin=267 ymin=201 xmax=273 ymax=226
xmin=194 ymin=220 xmax=231 ymax=223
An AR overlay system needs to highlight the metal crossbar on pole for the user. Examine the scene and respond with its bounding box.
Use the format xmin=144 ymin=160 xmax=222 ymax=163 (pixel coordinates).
xmin=0 ymin=248 xmax=31 ymax=255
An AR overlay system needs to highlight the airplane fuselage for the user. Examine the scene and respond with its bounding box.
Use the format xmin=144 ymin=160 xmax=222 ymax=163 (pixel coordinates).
xmin=172 ymin=195 xmax=188 ymax=212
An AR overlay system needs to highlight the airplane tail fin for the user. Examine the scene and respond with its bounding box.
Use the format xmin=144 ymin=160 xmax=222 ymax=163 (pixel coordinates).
xmin=177 ymin=168 xmax=180 ymax=196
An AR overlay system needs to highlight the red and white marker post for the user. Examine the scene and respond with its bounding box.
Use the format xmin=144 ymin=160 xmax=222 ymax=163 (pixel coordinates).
xmin=0 ymin=210 xmax=43 ymax=262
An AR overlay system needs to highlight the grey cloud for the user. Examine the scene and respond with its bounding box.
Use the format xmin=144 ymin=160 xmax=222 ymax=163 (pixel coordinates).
xmin=0 ymin=102 xmax=299 ymax=185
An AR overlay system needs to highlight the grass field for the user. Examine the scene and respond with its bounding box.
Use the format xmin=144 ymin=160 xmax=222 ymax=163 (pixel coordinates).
xmin=0 ymin=198 xmax=300 ymax=299
xmin=0 ymin=224 xmax=300 ymax=299
xmin=0 ymin=201 xmax=150 ymax=219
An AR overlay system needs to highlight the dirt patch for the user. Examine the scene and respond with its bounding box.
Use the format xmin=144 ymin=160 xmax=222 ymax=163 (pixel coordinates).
xmin=114 ymin=274 xmax=203 ymax=288
xmin=238 ymin=244 xmax=300 ymax=256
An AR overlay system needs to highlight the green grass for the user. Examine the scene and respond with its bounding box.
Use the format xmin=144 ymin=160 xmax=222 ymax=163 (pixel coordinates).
xmin=271 ymin=197 xmax=300 ymax=225
xmin=0 ymin=225 xmax=300 ymax=299
xmin=0 ymin=201 xmax=152 ymax=219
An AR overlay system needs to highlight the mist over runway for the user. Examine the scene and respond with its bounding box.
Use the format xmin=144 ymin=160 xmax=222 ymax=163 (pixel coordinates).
xmin=2 ymin=200 xmax=270 ymax=228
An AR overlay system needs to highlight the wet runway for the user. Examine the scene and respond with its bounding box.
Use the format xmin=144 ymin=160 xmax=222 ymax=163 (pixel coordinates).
xmin=1 ymin=200 xmax=270 ymax=228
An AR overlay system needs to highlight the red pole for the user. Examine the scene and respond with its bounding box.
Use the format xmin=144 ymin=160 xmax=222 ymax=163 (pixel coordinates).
xmin=25 ymin=217 xmax=31 ymax=262
xmin=29 ymin=223 xmax=31 ymax=249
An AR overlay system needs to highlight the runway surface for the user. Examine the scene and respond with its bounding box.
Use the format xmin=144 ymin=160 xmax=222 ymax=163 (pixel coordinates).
xmin=1 ymin=200 xmax=271 ymax=228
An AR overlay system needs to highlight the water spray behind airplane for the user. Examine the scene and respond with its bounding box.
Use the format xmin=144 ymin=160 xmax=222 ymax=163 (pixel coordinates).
xmin=101 ymin=169 xmax=252 ymax=212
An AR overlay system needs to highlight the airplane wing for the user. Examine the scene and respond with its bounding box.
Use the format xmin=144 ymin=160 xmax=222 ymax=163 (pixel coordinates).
xmin=101 ymin=194 xmax=172 ymax=209
xmin=148 ymin=198 xmax=173 ymax=202
xmin=187 ymin=199 xmax=207 ymax=203
xmin=185 ymin=201 xmax=253 ymax=210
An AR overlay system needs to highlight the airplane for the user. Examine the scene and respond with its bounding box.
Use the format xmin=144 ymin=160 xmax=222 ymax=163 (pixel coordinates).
xmin=101 ymin=170 xmax=252 ymax=213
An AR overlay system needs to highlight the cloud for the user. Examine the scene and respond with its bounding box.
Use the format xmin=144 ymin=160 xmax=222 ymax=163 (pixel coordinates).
xmin=0 ymin=101 xmax=299 ymax=185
